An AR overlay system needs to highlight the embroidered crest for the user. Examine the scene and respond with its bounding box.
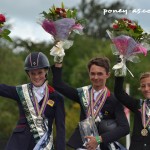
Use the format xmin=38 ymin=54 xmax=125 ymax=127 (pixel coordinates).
xmin=47 ymin=100 xmax=55 ymax=107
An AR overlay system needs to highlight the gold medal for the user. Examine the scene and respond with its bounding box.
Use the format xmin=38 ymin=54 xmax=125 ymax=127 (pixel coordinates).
xmin=141 ymin=128 xmax=148 ymax=136
xmin=141 ymin=100 xmax=150 ymax=136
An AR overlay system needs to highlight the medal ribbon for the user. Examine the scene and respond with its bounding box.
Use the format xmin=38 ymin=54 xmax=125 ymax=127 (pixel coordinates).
xmin=33 ymin=85 xmax=49 ymax=117
xmin=142 ymin=100 xmax=150 ymax=129
xmin=87 ymin=87 xmax=108 ymax=118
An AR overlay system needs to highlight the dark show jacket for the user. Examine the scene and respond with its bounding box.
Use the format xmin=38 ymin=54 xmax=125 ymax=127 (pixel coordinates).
xmin=0 ymin=83 xmax=65 ymax=150
xmin=52 ymin=65 xmax=129 ymax=149
xmin=114 ymin=77 xmax=150 ymax=150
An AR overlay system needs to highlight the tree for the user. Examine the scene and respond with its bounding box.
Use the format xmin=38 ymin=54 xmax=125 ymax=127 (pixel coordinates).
xmin=78 ymin=0 xmax=130 ymax=38
xmin=0 ymin=46 xmax=25 ymax=139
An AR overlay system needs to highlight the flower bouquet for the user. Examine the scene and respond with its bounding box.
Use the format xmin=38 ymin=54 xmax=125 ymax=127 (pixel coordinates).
xmin=40 ymin=2 xmax=85 ymax=60
xmin=0 ymin=13 xmax=12 ymax=42
xmin=107 ymin=18 xmax=150 ymax=77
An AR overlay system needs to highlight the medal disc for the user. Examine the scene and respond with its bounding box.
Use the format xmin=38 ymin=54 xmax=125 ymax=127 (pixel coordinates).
xmin=141 ymin=128 xmax=148 ymax=136
xmin=36 ymin=116 xmax=43 ymax=126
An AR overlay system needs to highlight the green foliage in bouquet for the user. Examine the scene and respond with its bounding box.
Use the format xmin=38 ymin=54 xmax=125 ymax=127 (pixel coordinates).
xmin=111 ymin=18 xmax=150 ymax=43
xmin=41 ymin=2 xmax=86 ymax=25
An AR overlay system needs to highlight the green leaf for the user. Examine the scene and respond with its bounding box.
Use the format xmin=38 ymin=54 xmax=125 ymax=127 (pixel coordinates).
xmin=72 ymin=9 xmax=77 ymax=18
xmin=50 ymin=8 xmax=55 ymax=14
xmin=52 ymin=4 xmax=56 ymax=10
xmin=66 ymin=10 xmax=72 ymax=18
xmin=77 ymin=19 xmax=87 ymax=25
xmin=3 ymin=35 xmax=12 ymax=42
xmin=0 ymin=29 xmax=12 ymax=42
xmin=2 ymin=29 xmax=11 ymax=35
xmin=61 ymin=2 xmax=64 ymax=9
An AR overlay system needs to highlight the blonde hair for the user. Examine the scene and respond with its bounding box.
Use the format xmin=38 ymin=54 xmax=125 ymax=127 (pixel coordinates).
xmin=140 ymin=72 xmax=150 ymax=81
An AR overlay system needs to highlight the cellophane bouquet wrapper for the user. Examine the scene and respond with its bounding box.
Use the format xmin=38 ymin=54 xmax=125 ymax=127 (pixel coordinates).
xmin=79 ymin=117 xmax=100 ymax=149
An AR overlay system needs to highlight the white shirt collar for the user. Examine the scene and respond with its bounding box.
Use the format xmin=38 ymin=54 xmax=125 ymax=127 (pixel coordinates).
xmin=33 ymin=82 xmax=47 ymax=103
xmin=93 ymin=89 xmax=102 ymax=101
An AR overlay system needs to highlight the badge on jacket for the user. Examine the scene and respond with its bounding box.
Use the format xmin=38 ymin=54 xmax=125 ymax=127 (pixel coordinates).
xmin=104 ymin=111 xmax=109 ymax=115
xmin=47 ymin=100 xmax=55 ymax=107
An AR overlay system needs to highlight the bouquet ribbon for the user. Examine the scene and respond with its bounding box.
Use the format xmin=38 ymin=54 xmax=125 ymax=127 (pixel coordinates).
xmin=112 ymin=55 xmax=134 ymax=77
xmin=50 ymin=40 xmax=73 ymax=57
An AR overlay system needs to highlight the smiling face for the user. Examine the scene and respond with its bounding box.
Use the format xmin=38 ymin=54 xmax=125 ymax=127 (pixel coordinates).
xmin=28 ymin=69 xmax=47 ymax=87
xmin=89 ymin=64 xmax=110 ymax=91
xmin=140 ymin=77 xmax=150 ymax=99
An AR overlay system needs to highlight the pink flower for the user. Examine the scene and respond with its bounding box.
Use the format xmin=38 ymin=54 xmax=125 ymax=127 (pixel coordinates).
xmin=71 ymin=23 xmax=84 ymax=34
xmin=134 ymin=44 xmax=147 ymax=56
xmin=72 ymin=23 xmax=84 ymax=30
xmin=0 ymin=14 xmax=6 ymax=23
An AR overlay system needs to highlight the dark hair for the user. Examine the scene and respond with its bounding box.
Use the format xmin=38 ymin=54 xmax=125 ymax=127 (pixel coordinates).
xmin=140 ymin=72 xmax=150 ymax=81
xmin=87 ymin=57 xmax=110 ymax=73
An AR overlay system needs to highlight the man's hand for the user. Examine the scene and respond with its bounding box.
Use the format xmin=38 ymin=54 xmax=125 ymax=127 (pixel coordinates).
xmin=85 ymin=136 xmax=98 ymax=150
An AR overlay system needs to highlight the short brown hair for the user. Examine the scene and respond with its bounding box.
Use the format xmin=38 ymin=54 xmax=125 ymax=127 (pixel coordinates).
xmin=87 ymin=57 xmax=110 ymax=73
xmin=140 ymin=72 xmax=150 ymax=81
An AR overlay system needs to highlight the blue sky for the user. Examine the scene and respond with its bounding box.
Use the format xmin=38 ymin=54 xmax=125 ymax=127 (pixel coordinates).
xmin=0 ymin=0 xmax=150 ymax=42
